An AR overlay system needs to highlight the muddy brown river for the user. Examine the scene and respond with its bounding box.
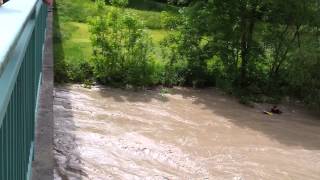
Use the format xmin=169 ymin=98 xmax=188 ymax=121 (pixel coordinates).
xmin=53 ymin=84 xmax=320 ymax=180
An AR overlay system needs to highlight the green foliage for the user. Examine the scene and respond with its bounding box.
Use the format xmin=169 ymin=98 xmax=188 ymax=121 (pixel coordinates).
xmin=160 ymin=11 xmax=181 ymax=29
xmin=67 ymin=61 xmax=94 ymax=82
xmin=128 ymin=0 xmax=177 ymax=12
xmin=158 ymin=0 xmax=320 ymax=108
xmin=53 ymin=0 xmax=96 ymax=83
xmin=54 ymin=0 xmax=176 ymax=84
xmin=126 ymin=0 xmax=178 ymax=29
xmin=89 ymin=1 xmax=156 ymax=86
xmin=130 ymin=9 xmax=163 ymax=29
xmin=287 ymin=46 xmax=320 ymax=108
xmin=54 ymin=0 xmax=320 ymax=109
xmin=109 ymin=0 xmax=128 ymax=7
xmin=53 ymin=2 xmax=68 ymax=83
xmin=160 ymin=33 xmax=188 ymax=86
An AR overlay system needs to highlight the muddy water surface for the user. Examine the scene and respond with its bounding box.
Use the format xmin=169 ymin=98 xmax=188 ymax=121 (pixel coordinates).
xmin=54 ymin=85 xmax=320 ymax=180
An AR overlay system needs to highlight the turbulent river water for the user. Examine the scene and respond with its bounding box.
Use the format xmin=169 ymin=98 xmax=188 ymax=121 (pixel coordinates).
xmin=53 ymin=85 xmax=320 ymax=180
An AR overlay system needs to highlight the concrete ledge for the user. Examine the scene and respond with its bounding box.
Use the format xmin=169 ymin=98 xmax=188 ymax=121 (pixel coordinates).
xmin=32 ymin=7 xmax=54 ymax=180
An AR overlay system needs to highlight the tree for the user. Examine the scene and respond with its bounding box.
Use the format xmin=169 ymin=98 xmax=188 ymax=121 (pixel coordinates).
xmin=162 ymin=0 xmax=320 ymax=107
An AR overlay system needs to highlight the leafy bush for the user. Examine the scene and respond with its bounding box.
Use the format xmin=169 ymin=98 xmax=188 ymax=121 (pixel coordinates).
xmin=160 ymin=11 xmax=181 ymax=29
xmin=287 ymin=47 xmax=320 ymax=109
xmin=67 ymin=61 xmax=94 ymax=82
xmin=89 ymin=0 xmax=157 ymax=86
xmin=160 ymin=33 xmax=188 ymax=86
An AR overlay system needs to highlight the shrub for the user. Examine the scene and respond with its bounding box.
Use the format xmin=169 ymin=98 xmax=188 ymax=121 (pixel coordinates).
xmin=160 ymin=11 xmax=181 ymax=29
xmin=160 ymin=33 xmax=188 ymax=86
xmin=89 ymin=0 xmax=156 ymax=87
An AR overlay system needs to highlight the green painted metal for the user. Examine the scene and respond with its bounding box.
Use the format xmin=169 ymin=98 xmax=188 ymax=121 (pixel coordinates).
xmin=0 ymin=0 xmax=48 ymax=179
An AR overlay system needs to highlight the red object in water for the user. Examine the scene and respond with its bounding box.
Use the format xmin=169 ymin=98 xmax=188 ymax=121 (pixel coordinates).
xmin=43 ymin=0 xmax=53 ymax=5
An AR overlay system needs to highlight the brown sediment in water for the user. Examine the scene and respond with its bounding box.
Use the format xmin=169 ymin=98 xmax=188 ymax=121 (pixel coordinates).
xmin=54 ymin=84 xmax=320 ymax=180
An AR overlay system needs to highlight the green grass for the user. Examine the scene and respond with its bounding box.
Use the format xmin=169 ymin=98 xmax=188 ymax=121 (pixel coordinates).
xmin=125 ymin=8 xmax=163 ymax=29
xmin=149 ymin=29 xmax=168 ymax=43
xmin=58 ymin=21 xmax=168 ymax=65
xmin=61 ymin=22 xmax=92 ymax=65
xmin=148 ymin=29 xmax=169 ymax=59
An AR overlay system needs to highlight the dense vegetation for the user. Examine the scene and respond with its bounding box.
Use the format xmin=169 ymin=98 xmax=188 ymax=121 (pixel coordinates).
xmin=54 ymin=0 xmax=320 ymax=109
xmin=90 ymin=0 xmax=156 ymax=86
xmin=172 ymin=0 xmax=320 ymax=107
xmin=53 ymin=0 xmax=174 ymax=83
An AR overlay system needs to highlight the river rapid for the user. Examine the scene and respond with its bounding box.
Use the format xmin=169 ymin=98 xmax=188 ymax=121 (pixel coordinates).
xmin=53 ymin=85 xmax=320 ymax=180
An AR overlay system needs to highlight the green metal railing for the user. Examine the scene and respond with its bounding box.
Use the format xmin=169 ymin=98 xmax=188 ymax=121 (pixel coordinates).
xmin=0 ymin=0 xmax=48 ymax=179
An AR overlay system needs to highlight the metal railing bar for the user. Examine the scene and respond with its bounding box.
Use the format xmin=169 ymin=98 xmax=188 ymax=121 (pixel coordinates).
xmin=0 ymin=19 xmax=36 ymax=127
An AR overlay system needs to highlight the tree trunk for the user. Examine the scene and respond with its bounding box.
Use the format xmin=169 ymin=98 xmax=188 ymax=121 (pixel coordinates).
xmin=239 ymin=12 xmax=255 ymax=88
